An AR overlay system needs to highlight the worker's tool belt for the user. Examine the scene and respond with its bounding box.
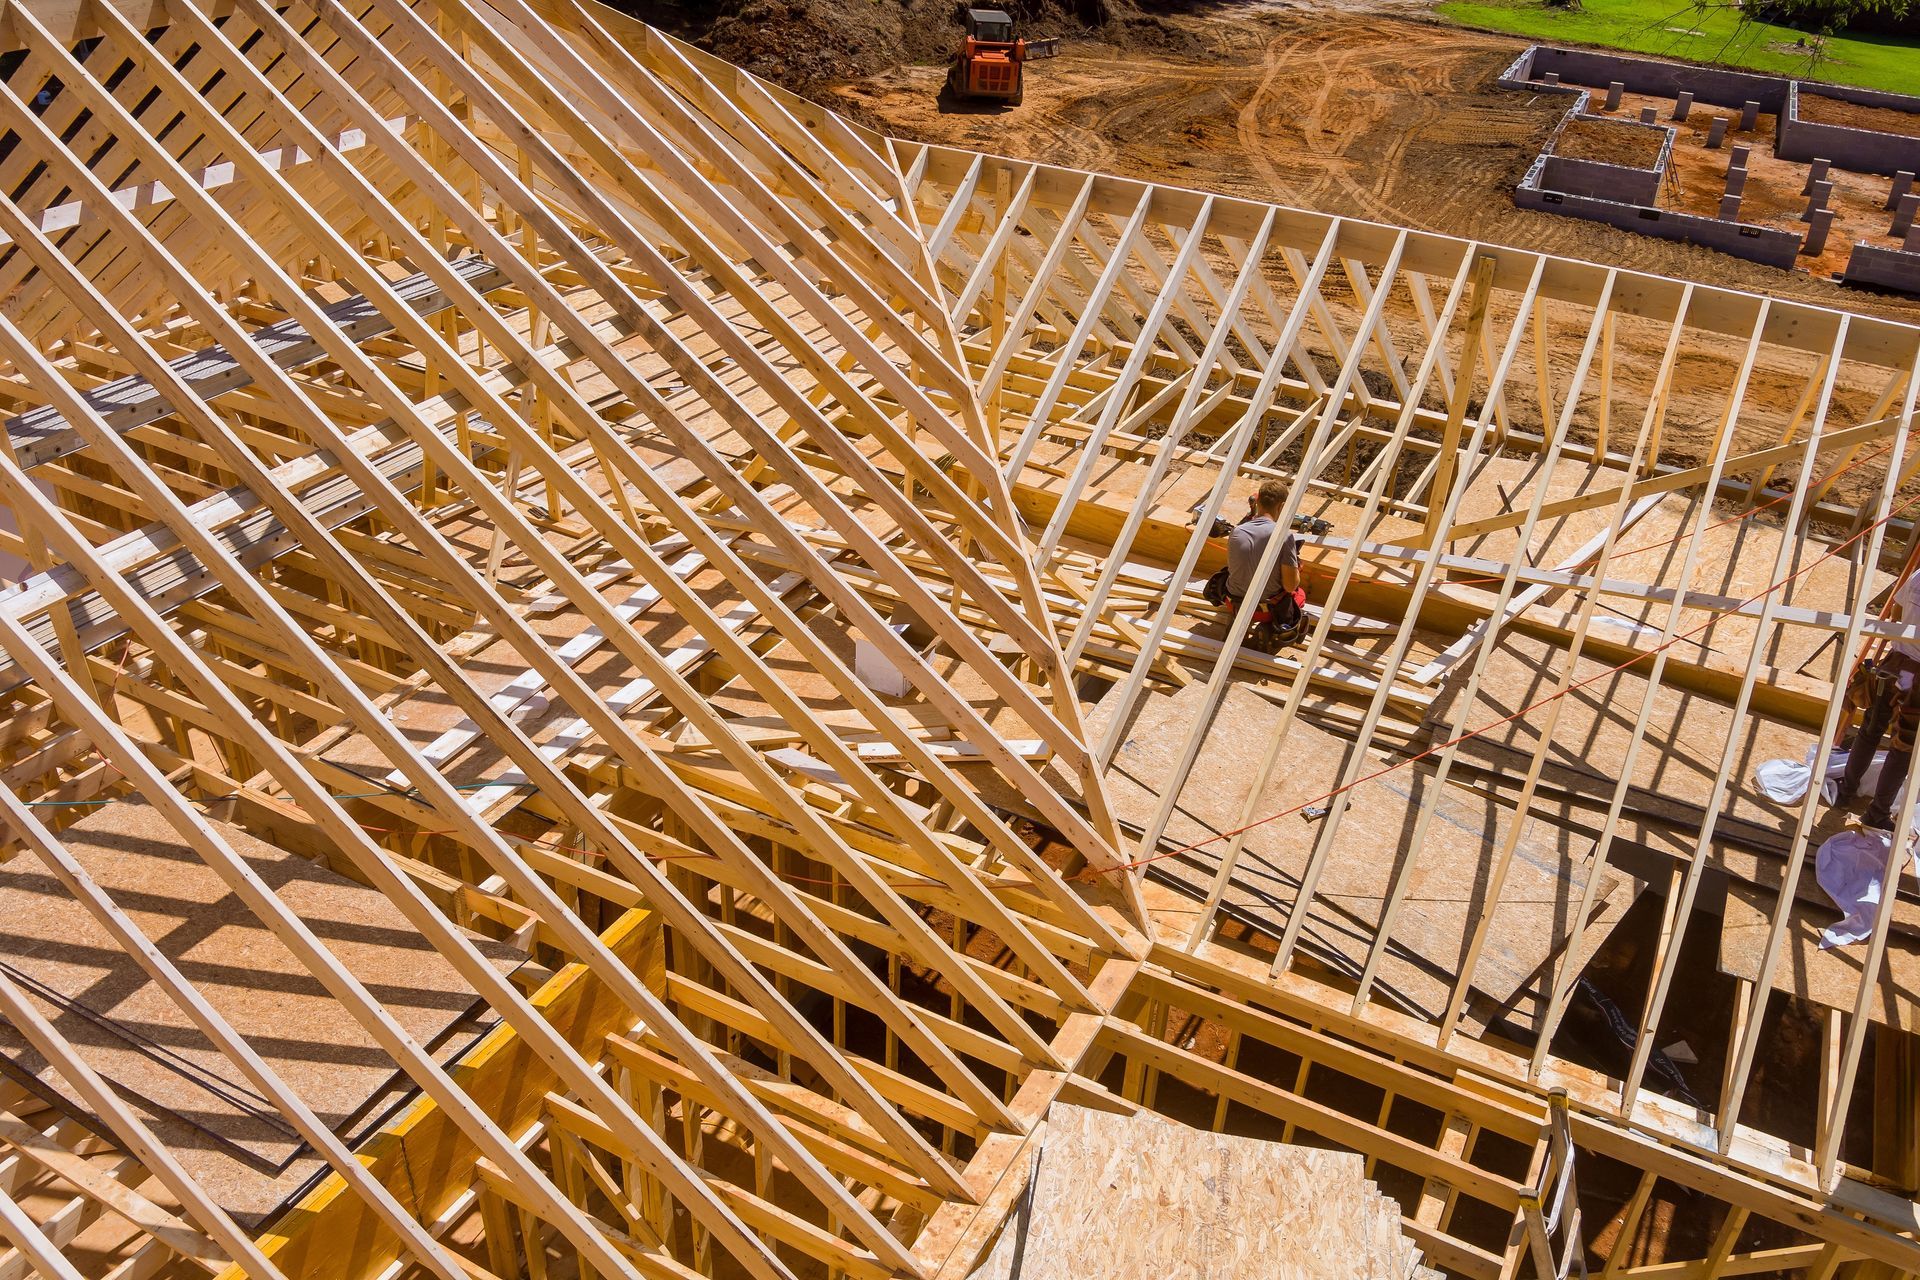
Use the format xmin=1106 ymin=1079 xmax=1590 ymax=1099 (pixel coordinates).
xmin=1267 ymin=585 xmax=1307 ymax=630
xmin=1202 ymin=567 xmax=1233 ymax=608
xmin=1847 ymin=653 xmax=1920 ymax=752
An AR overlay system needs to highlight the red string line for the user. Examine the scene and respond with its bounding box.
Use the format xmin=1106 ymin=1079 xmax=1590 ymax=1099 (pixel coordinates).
xmin=1076 ymin=478 xmax=1920 ymax=881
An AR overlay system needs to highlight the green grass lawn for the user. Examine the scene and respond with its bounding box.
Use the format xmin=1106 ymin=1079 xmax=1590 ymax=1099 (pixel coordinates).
xmin=1436 ymin=0 xmax=1920 ymax=94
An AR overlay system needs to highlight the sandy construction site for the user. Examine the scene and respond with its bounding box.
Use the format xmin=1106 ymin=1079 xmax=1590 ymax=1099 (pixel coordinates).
xmin=833 ymin=3 xmax=1920 ymax=318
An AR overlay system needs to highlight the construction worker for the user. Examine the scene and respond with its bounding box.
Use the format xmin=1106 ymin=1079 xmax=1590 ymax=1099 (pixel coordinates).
xmin=1836 ymin=571 xmax=1920 ymax=829
xmin=1202 ymin=479 xmax=1306 ymax=646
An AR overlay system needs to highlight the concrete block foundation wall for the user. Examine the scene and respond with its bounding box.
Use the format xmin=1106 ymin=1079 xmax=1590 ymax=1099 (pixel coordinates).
xmin=1779 ymin=84 xmax=1920 ymax=176
xmin=1843 ymin=241 xmax=1920 ymax=291
xmin=1507 ymin=44 xmax=1790 ymax=113
xmin=1515 ymin=181 xmax=1803 ymax=267
xmin=1503 ymin=45 xmax=1920 ymax=295
xmin=1534 ymin=103 xmax=1671 ymax=204
xmin=1541 ymin=152 xmax=1663 ymax=203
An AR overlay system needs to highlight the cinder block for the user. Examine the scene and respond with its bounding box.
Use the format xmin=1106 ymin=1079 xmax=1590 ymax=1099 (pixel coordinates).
xmin=1542 ymin=71 xmax=1561 ymax=85
xmin=1605 ymin=81 xmax=1624 ymax=111
xmin=1673 ymin=91 xmax=1693 ymax=121
xmin=1802 ymin=180 xmax=1833 ymax=221
xmin=1706 ymin=117 xmax=1728 ymax=148
xmin=1803 ymin=158 xmax=1831 ymax=194
xmin=1719 ymin=193 xmax=1743 ymax=220
xmin=1637 ymin=106 xmax=1656 ymax=124
xmin=1729 ymin=144 xmax=1752 ymax=172
xmin=1741 ymin=100 xmax=1761 ymax=130
xmin=1725 ymin=167 xmax=1748 ymax=197
xmin=1804 ymin=209 xmax=1835 ymax=256
xmin=1907 ymin=224 xmax=1920 ymax=253
xmin=1896 ymin=192 xmax=1920 ymax=238
xmin=1889 ymin=171 xmax=1916 ymax=211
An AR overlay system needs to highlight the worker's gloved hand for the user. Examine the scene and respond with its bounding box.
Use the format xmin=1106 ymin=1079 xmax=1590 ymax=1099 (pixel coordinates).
xmin=1208 ymin=517 xmax=1234 ymax=540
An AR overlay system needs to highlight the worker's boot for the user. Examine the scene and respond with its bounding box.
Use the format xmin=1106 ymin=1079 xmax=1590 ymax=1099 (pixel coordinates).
xmin=1863 ymin=747 xmax=1915 ymax=832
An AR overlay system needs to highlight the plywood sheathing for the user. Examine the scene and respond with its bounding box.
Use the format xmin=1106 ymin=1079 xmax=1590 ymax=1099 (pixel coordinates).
xmin=0 ymin=801 xmax=524 ymax=1223
xmin=1087 ymin=680 xmax=1642 ymax=1029
xmin=1428 ymin=627 xmax=1858 ymax=872
xmin=1719 ymin=881 xmax=1920 ymax=1030
xmin=967 ymin=1102 xmax=1436 ymax=1280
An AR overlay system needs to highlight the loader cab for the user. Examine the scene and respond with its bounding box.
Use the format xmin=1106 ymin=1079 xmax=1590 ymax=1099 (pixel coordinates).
xmin=963 ymin=8 xmax=1015 ymax=43
xmin=949 ymin=7 xmax=1030 ymax=105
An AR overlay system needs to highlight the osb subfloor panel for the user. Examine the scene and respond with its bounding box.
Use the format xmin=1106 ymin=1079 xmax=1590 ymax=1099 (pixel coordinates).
xmin=1428 ymin=629 xmax=1883 ymax=873
xmin=967 ymin=1102 xmax=1434 ymax=1280
xmin=1442 ymin=455 xmax=1877 ymax=682
xmin=0 ymin=802 xmax=523 ymax=1224
xmin=1088 ymin=680 xmax=1641 ymax=1029
xmin=1718 ymin=878 xmax=1920 ymax=1030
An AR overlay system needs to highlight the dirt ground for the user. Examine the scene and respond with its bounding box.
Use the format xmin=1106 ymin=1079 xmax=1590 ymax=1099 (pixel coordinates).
xmin=1558 ymin=114 xmax=1666 ymax=166
xmin=619 ymin=0 xmax=1204 ymax=96
xmin=826 ymin=2 xmax=1920 ymax=326
xmin=1798 ymin=88 xmax=1920 ymax=138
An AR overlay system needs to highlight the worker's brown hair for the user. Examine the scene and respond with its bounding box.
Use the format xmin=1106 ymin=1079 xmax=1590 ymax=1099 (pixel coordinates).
xmin=1255 ymin=479 xmax=1289 ymax=515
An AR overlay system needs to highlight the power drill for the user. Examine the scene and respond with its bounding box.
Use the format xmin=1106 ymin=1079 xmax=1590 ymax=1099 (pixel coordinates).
xmin=1198 ymin=507 xmax=1332 ymax=539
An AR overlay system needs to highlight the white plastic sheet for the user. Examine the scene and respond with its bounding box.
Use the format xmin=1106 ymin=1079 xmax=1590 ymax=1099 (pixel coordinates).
xmin=1753 ymin=742 xmax=1919 ymax=834
xmin=1753 ymin=744 xmax=1878 ymax=806
xmin=1817 ymin=828 xmax=1915 ymax=949
xmin=1753 ymin=745 xmax=1920 ymax=948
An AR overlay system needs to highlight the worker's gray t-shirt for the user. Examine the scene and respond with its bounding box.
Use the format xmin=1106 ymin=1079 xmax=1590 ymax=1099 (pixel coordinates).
xmin=1225 ymin=515 xmax=1299 ymax=601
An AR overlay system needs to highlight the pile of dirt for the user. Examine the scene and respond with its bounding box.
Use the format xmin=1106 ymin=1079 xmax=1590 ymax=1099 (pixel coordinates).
xmin=1555 ymin=116 xmax=1666 ymax=168
xmin=604 ymin=0 xmax=1198 ymax=91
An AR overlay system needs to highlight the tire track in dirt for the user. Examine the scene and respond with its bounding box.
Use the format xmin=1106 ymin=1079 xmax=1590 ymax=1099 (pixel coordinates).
xmin=1236 ymin=25 xmax=1466 ymax=229
xmin=1234 ymin=27 xmax=1307 ymax=203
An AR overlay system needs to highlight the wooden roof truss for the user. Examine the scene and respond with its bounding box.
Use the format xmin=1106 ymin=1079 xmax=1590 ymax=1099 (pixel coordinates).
xmin=0 ymin=0 xmax=1916 ymax=1276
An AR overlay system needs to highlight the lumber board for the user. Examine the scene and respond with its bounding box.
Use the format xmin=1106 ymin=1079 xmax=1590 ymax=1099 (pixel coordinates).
xmin=4 ymin=255 xmax=507 ymax=469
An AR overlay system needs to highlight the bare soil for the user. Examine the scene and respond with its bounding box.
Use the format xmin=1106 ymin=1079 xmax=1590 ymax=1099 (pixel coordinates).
xmin=1557 ymin=115 xmax=1665 ymax=167
xmin=1797 ymin=89 xmax=1920 ymax=138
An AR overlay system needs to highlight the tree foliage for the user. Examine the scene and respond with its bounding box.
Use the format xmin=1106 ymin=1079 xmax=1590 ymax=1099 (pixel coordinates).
xmin=1743 ymin=0 xmax=1920 ymax=36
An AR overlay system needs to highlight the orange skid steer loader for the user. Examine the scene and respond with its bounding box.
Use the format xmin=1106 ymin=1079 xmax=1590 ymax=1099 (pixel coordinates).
xmin=947 ymin=8 xmax=1057 ymax=106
